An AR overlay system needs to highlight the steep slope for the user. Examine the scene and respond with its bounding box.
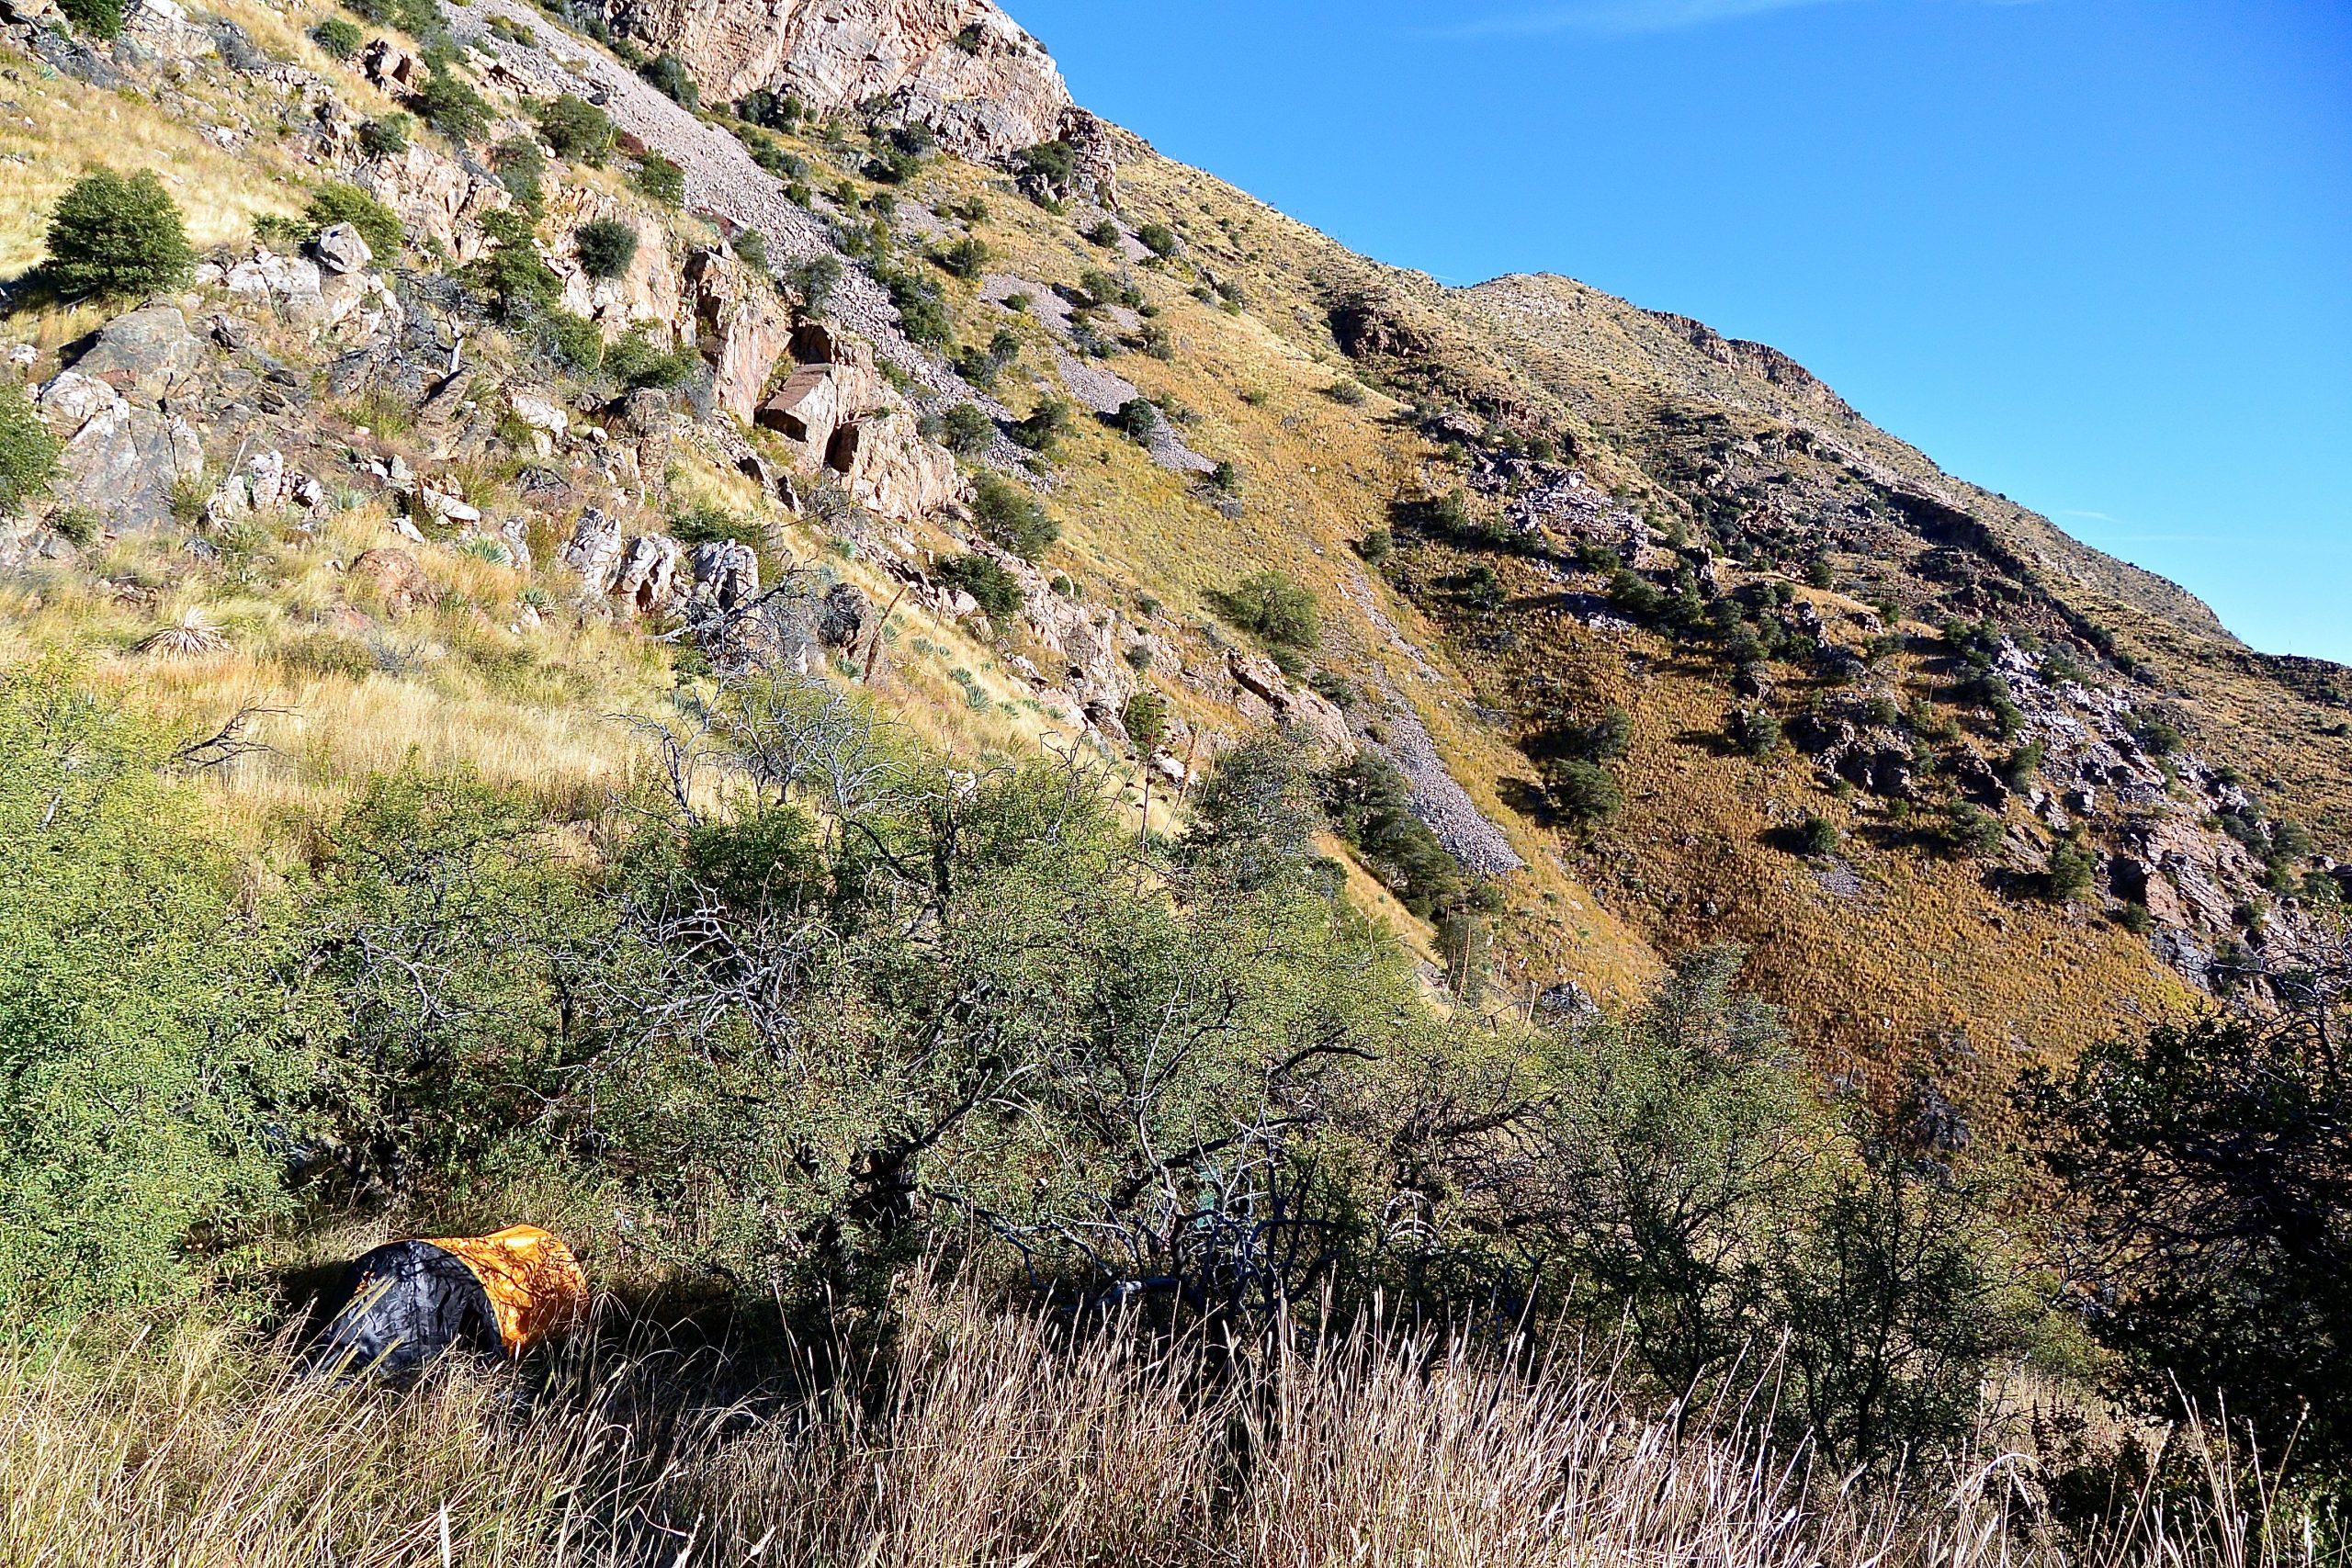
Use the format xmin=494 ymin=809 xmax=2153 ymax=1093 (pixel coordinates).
xmin=2 ymin=0 xmax=2345 ymax=1132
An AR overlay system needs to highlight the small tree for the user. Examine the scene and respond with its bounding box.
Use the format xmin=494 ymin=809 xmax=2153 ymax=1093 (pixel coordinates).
xmin=1084 ymin=218 xmax=1120 ymax=248
xmin=537 ymin=94 xmax=615 ymax=165
xmin=358 ymin=114 xmax=412 ymax=156
xmin=2044 ymin=840 xmax=2098 ymax=902
xmin=303 ymin=181 xmax=402 ymax=261
xmin=641 ymin=52 xmax=699 ymax=108
xmin=1542 ymin=758 xmax=1622 ymax=829
xmin=574 ymin=218 xmax=639 ymax=281
xmin=1012 ymin=396 xmax=1071 ymax=455
xmin=787 ymin=254 xmax=842 ymax=311
xmin=1214 ymin=570 xmax=1318 ymax=650
xmin=1941 ymin=802 xmax=2006 ymax=859
xmin=59 ymin=0 xmax=125 ymax=38
xmin=936 ymin=553 xmax=1023 ymax=624
xmin=311 ymin=17 xmax=363 ymax=57
xmin=969 ymin=472 xmax=1057 ymax=561
xmin=1795 ymin=815 xmax=1842 ymax=857
xmin=45 ymin=169 xmax=194 ymax=300
xmin=0 ymin=382 xmax=62 ymax=517
xmin=1123 ymin=689 xmax=1170 ymax=757
xmin=415 ymin=68 xmax=492 ymax=145
xmin=1114 ymin=397 xmax=1159 ymax=443
xmin=1136 ymin=220 xmax=1179 ymax=259
xmin=940 ymin=402 xmax=996 ymax=459
xmin=631 ymin=153 xmax=685 ymax=207
xmin=1726 ymin=706 xmax=1782 ymax=760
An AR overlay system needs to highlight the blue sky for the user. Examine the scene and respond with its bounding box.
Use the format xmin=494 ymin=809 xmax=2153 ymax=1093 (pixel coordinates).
xmin=1007 ymin=0 xmax=2352 ymax=662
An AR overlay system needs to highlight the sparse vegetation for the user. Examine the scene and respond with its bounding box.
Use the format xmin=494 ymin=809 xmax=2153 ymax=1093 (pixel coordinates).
xmin=631 ymin=152 xmax=686 ymax=207
xmin=969 ymin=471 xmax=1057 ymax=561
xmin=0 ymin=384 xmax=62 ymax=517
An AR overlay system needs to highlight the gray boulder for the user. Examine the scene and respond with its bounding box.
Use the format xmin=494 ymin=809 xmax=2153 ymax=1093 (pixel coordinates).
xmin=311 ymin=223 xmax=373 ymax=276
xmin=67 ymin=306 xmax=202 ymax=405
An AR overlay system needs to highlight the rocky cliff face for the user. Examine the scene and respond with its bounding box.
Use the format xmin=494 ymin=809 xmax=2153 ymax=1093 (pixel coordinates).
xmin=598 ymin=0 xmax=1070 ymax=160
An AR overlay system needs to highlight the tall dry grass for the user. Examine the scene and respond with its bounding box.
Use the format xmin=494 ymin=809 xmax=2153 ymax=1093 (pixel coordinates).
xmin=0 ymin=1283 xmax=2334 ymax=1568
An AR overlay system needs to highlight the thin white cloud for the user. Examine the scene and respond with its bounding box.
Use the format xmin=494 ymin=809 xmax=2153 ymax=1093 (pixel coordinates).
xmin=1438 ymin=0 xmax=2037 ymax=39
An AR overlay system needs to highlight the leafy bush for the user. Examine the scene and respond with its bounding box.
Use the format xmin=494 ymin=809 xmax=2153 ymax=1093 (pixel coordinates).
xmin=536 ymin=93 xmax=615 ymax=164
xmin=631 ymin=152 xmax=685 ymax=207
xmin=1084 ymin=218 xmax=1119 ymax=248
xmin=1541 ymin=757 xmax=1622 ymax=828
xmin=357 ymin=113 xmax=412 ymax=156
xmin=544 ymin=310 xmax=605 ymax=372
xmin=44 ymin=169 xmax=195 ymax=299
xmin=1136 ymin=220 xmax=1179 ymax=258
xmin=936 ymin=553 xmax=1023 ymax=623
xmin=1012 ymin=140 xmax=1076 ymax=203
xmin=969 ymin=471 xmax=1057 ymax=560
xmin=0 ymin=383 xmax=62 ymax=517
xmin=1940 ymin=802 xmax=2006 ymax=858
xmin=493 ymin=136 xmax=548 ymax=212
xmin=303 ymin=181 xmax=402 ymax=261
xmin=786 ymin=254 xmax=842 ymax=311
xmin=573 ymin=217 xmax=639 ymax=280
xmin=311 ymin=16 xmax=364 ymax=56
xmin=602 ymin=322 xmax=698 ymax=389
xmin=732 ymin=226 xmax=768 ymax=276
xmin=1123 ymin=689 xmax=1170 ymax=757
xmin=60 ymin=0 xmax=125 ymax=37
xmin=345 ymin=0 xmax=440 ymax=36
xmin=1213 ymin=570 xmax=1319 ymax=650
xmin=468 ymin=209 xmax=560 ymax=321
xmin=1012 ymin=395 xmax=1070 ymax=455
xmin=931 ymin=235 xmax=990 ymax=280
xmin=2044 ymin=840 xmax=2098 ymax=902
xmin=879 ymin=266 xmax=951 ymax=346
xmin=415 ymin=66 xmax=492 ymax=144
xmin=1113 ymin=398 xmax=1159 ymax=443
xmin=0 ymin=680 xmax=293 ymax=1332
xmin=939 ymin=402 xmax=995 ymax=459
xmin=640 ymin=52 xmax=698 ymax=108
xmin=1725 ymin=707 xmax=1782 ymax=759
xmin=1321 ymin=751 xmax=1464 ymax=918
xmin=1795 ymin=815 xmax=1842 ymax=857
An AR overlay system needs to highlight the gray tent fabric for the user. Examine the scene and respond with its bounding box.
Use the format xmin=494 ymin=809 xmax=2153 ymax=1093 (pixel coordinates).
xmin=310 ymin=1240 xmax=502 ymax=1376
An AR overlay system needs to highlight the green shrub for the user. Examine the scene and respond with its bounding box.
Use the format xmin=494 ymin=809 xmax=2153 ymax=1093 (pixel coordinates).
xmin=602 ymin=322 xmax=698 ymax=389
xmin=536 ymin=93 xmax=615 ymax=164
xmin=1356 ymin=528 xmax=1393 ymax=565
xmin=1136 ymin=220 xmax=1179 ymax=258
xmin=544 ymin=310 xmax=605 ymax=372
xmin=345 ymin=0 xmax=441 ymax=37
xmin=311 ymin=16 xmax=364 ymax=56
xmin=494 ymin=136 xmax=548 ymax=212
xmin=1212 ymin=570 xmax=1319 ymax=650
xmin=733 ymin=226 xmax=769 ymax=276
xmin=357 ymin=113 xmax=412 ymax=156
xmin=0 ymin=382 xmax=62 ymax=517
xmin=0 ymin=679 xmax=295 ymax=1333
xmin=1113 ymin=398 xmax=1159 ymax=443
xmin=640 ymin=51 xmax=698 ymax=108
xmin=1123 ymin=689 xmax=1170 ymax=757
xmin=469 ymin=209 xmax=560 ymax=321
xmin=969 ymin=471 xmax=1057 ymax=560
xmin=573 ymin=217 xmax=639 ymax=280
xmin=1542 ymin=757 xmax=1622 ymax=829
xmin=1211 ymin=459 xmax=1240 ymax=495
xmin=416 ymin=65 xmax=492 ymax=144
xmin=44 ymin=169 xmax=194 ymax=300
xmin=1012 ymin=395 xmax=1070 ymax=455
xmin=632 ymin=152 xmax=685 ymax=206
xmin=936 ymin=552 xmax=1023 ymax=624
xmin=2044 ymin=840 xmax=2098 ymax=902
xmin=1321 ymin=751 xmax=1465 ymax=919
xmin=1084 ymin=218 xmax=1119 ymax=248
xmin=940 ymin=402 xmax=996 ymax=459
xmin=787 ymin=254 xmax=842 ymax=311
xmin=1327 ymin=378 xmax=1367 ymax=406
xmin=303 ymin=180 xmax=402 ymax=262
xmin=59 ymin=0 xmax=125 ymax=38
xmin=932 ymin=235 xmax=990 ymax=279
xmin=1726 ymin=707 xmax=1782 ymax=759
xmin=1795 ymin=815 xmax=1842 ymax=857
xmin=1941 ymin=802 xmax=2006 ymax=858
xmin=880 ymin=267 xmax=951 ymax=346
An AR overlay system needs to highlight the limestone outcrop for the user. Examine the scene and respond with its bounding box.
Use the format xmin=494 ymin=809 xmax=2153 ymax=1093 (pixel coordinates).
xmin=594 ymin=0 xmax=1070 ymax=162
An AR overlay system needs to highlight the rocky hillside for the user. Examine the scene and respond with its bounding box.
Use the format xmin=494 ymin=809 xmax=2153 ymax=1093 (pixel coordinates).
xmin=2 ymin=0 xmax=2345 ymax=1128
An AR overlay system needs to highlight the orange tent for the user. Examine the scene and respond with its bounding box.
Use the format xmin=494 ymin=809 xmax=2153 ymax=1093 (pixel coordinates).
xmin=312 ymin=1224 xmax=587 ymax=1375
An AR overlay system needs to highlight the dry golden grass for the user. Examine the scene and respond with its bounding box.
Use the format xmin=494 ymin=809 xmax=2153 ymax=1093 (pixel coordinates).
xmin=0 ymin=1282 xmax=2321 ymax=1568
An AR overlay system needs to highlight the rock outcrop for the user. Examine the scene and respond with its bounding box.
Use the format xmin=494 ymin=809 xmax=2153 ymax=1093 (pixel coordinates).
xmin=37 ymin=308 xmax=206 ymax=532
xmin=595 ymin=0 xmax=1070 ymax=161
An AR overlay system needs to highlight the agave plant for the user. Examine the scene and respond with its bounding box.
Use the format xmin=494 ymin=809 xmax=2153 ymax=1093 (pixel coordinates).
xmin=131 ymin=610 xmax=230 ymax=660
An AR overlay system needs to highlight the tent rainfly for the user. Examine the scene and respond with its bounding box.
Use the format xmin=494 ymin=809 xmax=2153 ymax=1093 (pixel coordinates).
xmin=312 ymin=1224 xmax=587 ymax=1376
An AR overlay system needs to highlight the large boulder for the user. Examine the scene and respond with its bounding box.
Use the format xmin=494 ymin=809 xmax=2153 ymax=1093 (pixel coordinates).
xmin=65 ymin=306 xmax=203 ymax=404
xmin=828 ymin=409 xmax=959 ymax=522
xmin=350 ymin=547 xmax=438 ymax=615
xmin=36 ymin=358 xmax=203 ymax=533
xmin=681 ymin=247 xmax=793 ymax=425
xmin=596 ymin=0 xmax=1070 ymax=161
